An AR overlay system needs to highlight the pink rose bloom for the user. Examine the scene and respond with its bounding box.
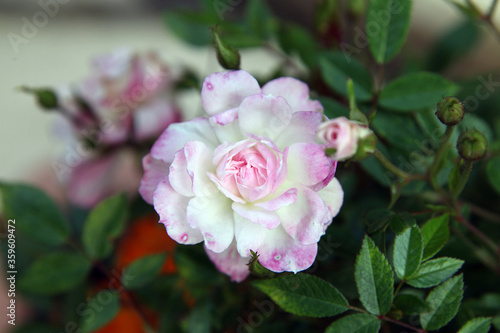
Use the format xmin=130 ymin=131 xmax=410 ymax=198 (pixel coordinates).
xmin=55 ymin=49 xmax=180 ymax=208
xmin=316 ymin=117 xmax=374 ymax=161
xmin=60 ymin=48 xmax=180 ymax=144
xmin=140 ymin=70 xmax=344 ymax=282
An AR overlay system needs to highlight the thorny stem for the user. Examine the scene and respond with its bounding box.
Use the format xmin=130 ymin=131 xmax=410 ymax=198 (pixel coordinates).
xmin=381 ymin=316 xmax=427 ymax=333
xmin=429 ymin=125 xmax=455 ymax=188
xmin=466 ymin=201 xmax=500 ymax=224
xmin=393 ymin=280 xmax=405 ymax=297
xmin=451 ymin=160 xmax=474 ymax=201
xmin=452 ymin=226 xmax=500 ymax=277
xmin=375 ymin=64 xmax=385 ymax=94
xmin=368 ymin=64 xmax=384 ymax=121
xmin=454 ymin=213 xmax=499 ymax=256
xmin=374 ymin=149 xmax=410 ymax=179
xmin=466 ymin=0 xmax=500 ymax=42
xmin=348 ymin=306 xmax=426 ymax=332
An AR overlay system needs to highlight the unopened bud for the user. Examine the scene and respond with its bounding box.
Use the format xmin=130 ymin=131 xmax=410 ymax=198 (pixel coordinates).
xmin=456 ymin=129 xmax=488 ymax=161
xmin=317 ymin=117 xmax=376 ymax=161
xmin=21 ymin=86 xmax=58 ymax=110
xmin=435 ymin=96 xmax=464 ymax=126
xmin=212 ymin=28 xmax=240 ymax=70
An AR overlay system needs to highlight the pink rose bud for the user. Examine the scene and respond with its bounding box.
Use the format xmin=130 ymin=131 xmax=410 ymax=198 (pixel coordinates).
xmin=316 ymin=117 xmax=376 ymax=161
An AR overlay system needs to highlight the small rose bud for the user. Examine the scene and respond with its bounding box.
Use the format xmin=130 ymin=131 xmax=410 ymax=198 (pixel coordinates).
xmin=21 ymin=86 xmax=58 ymax=110
xmin=456 ymin=129 xmax=488 ymax=161
xmin=317 ymin=116 xmax=376 ymax=161
xmin=435 ymin=96 xmax=464 ymax=126
xmin=212 ymin=28 xmax=240 ymax=70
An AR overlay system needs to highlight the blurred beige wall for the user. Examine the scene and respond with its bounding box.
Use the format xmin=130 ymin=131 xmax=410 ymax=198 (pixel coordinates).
xmin=0 ymin=0 xmax=499 ymax=185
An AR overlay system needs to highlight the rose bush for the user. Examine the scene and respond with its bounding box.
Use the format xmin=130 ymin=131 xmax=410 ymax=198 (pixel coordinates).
xmin=55 ymin=49 xmax=181 ymax=207
xmin=140 ymin=70 xmax=343 ymax=281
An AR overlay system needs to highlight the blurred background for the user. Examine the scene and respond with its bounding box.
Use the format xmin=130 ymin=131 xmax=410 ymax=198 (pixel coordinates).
xmin=1 ymin=0 xmax=500 ymax=184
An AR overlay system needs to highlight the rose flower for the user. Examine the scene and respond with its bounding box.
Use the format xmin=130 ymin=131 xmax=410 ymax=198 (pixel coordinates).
xmin=140 ymin=70 xmax=343 ymax=281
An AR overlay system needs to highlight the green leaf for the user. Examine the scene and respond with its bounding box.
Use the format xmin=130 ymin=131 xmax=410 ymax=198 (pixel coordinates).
xmin=325 ymin=314 xmax=381 ymax=333
xmin=355 ymin=236 xmax=394 ymax=315
xmin=360 ymin=154 xmax=391 ymax=188
xmin=421 ymin=214 xmax=450 ymax=260
xmin=426 ymin=20 xmax=480 ymax=72
xmin=0 ymin=183 xmax=69 ymax=246
xmin=458 ymin=317 xmax=492 ymax=333
xmin=18 ymin=252 xmax=91 ymax=295
xmin=393 ymin=293 xmax=432 ymax=315
xmin=252 ymin=274 xmax=349 ymax=318
xmin=365 ymin=209 xmax=394 ymax=234
xmin=366 ymin=0 xmax=412 ymax=64
xmin=188 ymin=301 xmax=211 ymax=333
xmin=164 ymin=11 xmax=213 ymax=46
xmin=218 ymin=24 xmax=264 ymax=48
xmin=320 ymin=51 xmax=374 ymax=101
xmin=245 ymin=0 xmax=275 ymax=39
xmin=122 ymin=253 xmax=167 ymax=289
xmin=371 ymin=111 xmax=427 ymax=152
xmin=175 ymin=245 xmax=222 ymax=285
xmin=486 ymin=156 xmax=500 ymax=195
xmin=420 ymin=274 xmax=464 ymax=330
xmin=393 ymin=226 xmax=423 ymax=279
xmin=407 ymin=257 xmax=464 ymax=288
xmin=11 ymin=323 xmax=56 ymax=333
xmin=459 ymin=114 xmax=494 ymax=143
xmin=379 ymin=72 xmax=460 ymax=111
xmin=389 ymin=212 xmax=417 ymax=235
xmin=82 ymin=194 xmax=128 ymax=260
xmin=277 ymin=23 xmax=321 ymax=68
xmin=80 ymin=292 xmax=120 ymax=333
xmin=318 ymin=96 xmax=349 ymax=119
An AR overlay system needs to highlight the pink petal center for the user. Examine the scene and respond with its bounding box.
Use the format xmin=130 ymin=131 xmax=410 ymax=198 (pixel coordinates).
xmin=216 ymin=141 xmax=286 ymax=202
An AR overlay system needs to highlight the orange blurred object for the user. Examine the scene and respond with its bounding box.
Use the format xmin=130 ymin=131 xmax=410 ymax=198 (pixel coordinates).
xmin=115 ymin=213 xmax=177 ymax=274
xmin=94 ymin=213 xmax=175 ymax=333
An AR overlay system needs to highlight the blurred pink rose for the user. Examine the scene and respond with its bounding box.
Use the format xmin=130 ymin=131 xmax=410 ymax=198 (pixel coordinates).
xmin=54 ymin=49 xmax=181 ymax=208
xmin=140 ymin=70 xmax=343 ymax=282
xmin=316 ymin=116 xmax=374 ymax=161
